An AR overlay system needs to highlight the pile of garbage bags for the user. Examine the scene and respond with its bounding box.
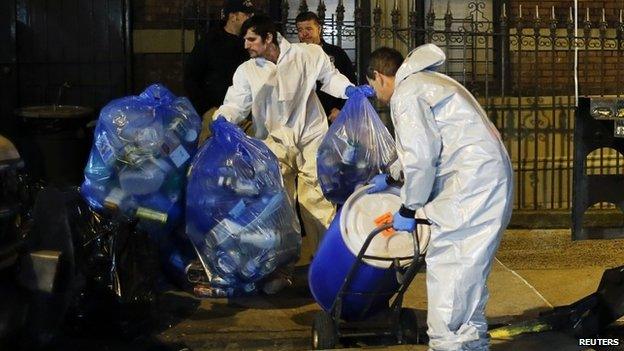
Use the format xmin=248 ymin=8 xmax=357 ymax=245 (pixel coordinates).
xmin=80 ymin=84 xmax=201 ymax=231
xmin=317 ymin=92 xmax=397 ymax=204
xmin=186 ymin=117 xmax=301 ymax=296
xmin=79 ymin=84 xmax=303 ymax=298
xmin=68 ymin=204 xmax=160 ymax=337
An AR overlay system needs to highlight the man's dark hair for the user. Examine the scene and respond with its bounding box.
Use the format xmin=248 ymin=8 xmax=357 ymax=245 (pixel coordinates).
xmin=241 ymin=14 xmax=278 ymax=44
xmin=295 ymin=11 xmax=322 ymax=26
xmin=366 ymin=47 xmax=404 ymax=79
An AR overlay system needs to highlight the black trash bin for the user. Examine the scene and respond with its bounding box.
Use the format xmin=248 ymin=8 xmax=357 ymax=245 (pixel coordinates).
xmin=14 ymin=105 xmax=93 ymax=186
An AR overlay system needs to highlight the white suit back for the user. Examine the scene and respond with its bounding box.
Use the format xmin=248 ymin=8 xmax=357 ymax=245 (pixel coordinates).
xmin=391 ymin=43 xmax=513 ymax=351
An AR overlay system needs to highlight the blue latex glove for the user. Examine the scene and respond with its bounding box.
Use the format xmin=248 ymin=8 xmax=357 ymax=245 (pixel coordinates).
xmin=393 ymin=211 xmax=416 ymax=232
xmin=367 ymin=174 xmax=389 ymax=194
xmin=345 ymin=85 xmax=376 ymax=98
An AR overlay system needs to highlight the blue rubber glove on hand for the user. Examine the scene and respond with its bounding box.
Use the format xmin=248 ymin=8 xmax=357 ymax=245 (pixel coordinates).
xmin=393 ymin=211 xmax=416 ymax=232
xmin=345 ymin=85 xmax=376 ymax=98
xmin=367 ymin=174 xmax=390 ymax=194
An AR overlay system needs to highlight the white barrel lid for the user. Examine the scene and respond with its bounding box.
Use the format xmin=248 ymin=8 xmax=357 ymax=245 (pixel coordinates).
xmin=339 ymin=185 xmax=430 ymax=268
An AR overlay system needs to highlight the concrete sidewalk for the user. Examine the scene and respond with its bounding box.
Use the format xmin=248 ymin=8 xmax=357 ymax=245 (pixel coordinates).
xmin=54 ymin=229 xmax=624 ymax=350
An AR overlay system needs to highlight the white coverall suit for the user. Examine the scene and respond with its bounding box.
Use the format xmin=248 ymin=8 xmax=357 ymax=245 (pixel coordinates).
xmin=214 ymin=35 xmax=353 ymax=256
xmin=390 ymin=44 xmax=513 ymax=350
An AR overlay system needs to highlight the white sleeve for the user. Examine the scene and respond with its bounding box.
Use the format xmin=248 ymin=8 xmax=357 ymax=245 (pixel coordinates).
xmin=391 ymin=93 xmax=442 ymax=211
xmin=387 ymin=158 xmax=403 ymax=181
xmin=213 ymin=64 xmax=252 ymax=124
xmin=310 ymin=45 xmax=353 ymax=99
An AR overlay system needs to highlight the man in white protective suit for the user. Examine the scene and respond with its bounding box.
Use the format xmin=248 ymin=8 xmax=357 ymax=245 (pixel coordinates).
xmin=366 ymin=45 xmax=514 ymax=350
xmin=213 ymin=14 xmax=371 ymax=272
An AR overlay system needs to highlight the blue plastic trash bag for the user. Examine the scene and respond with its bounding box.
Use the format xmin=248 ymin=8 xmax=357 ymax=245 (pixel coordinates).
xmin=317 ymin=93 xmax=397 ymax=204
xmin=186 ymin=117 xmax=301 ymax=297
xmin=80 ymin=84 xmax=201 ymax=231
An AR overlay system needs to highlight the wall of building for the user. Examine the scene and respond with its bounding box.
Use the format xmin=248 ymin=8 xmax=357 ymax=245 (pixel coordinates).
xmin=505 ymin=1 xmax=623 ymax=96
xmin=132 ymin=0 xmax=202 ymax=95
xmin=131 ymin=0 xmax=269 ymax=96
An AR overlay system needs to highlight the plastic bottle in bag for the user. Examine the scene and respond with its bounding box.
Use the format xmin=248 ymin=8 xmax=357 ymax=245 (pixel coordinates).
xmin=211 ymin=273 xmax=237 ymax=288
xmin=217 ymin=167 xmax=261 ymax=197
xmin=94 ymin=131 xmax=119 ymax=167
xmin=169 ymin=117 xmax=198 ymax=144
xmin=135 ymin=191 xmax=181 ymax=225
xmin=161 ymin=128 xmax=192 ymax=169
xmin=84 ymin=145 xmax=114 ymax=182
xmin=227 ymin=199 xmax=247 ymax=219
xmin=215 ymin=249 xmax=242 ymax=276
xmin=119 ymin=158 xmax=172 ymax=195
xmin=103 ymin=187 xmax=137 ymax=215
xmin=259 ymin=249 xmax=278 ymax=276
xmin=239 ymin=230 xmax=279 ymax=250
xmin=135 ymin=125 xmax=164 ymax=155
xmin=242 ymin=282 xmax=256 ymax=294
xmin=136 ymin=207 xmax=168 ymax=223
xmin=341 ymin=140 xmax=358 ymax=165
xmin=241 ymin=249 xmax=279 ymax=281
xmin=240 ymin=257 xmax=261 ymax=280
xmin=235 ymin=178 xmax=261 ymax=196
xmin=80 ymin=179 xmax=110 ymax=210
xmin=116 ymin=108 xmax=155 ymax=140
xmin=209 ymin=217 xmax=244 ymax=252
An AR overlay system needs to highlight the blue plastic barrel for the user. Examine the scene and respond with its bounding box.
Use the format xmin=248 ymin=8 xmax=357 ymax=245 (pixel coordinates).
xmin=308 ymin=208 xmax=398 ymax=320
xmin=308 ymin=185 xmax=420 ymax=321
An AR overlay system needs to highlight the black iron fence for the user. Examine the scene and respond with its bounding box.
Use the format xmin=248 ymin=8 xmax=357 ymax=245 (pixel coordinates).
xmin=182 ymin=0 xmax=624 ymax=212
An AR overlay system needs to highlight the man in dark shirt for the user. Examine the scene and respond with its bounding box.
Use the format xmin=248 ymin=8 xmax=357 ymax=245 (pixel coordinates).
xmin=295 ymin=11 xmax=357 ymax=123
xmin=183 ymin=0 xmax=255 ymax=118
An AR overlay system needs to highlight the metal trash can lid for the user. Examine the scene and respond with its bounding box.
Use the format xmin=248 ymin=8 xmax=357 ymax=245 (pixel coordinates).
xmin=14 ymin=105 xmax=93 ymax=119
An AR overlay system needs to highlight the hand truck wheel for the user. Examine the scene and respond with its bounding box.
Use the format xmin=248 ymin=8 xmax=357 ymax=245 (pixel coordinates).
xmin=312 ymin=311 xmax=337 ymax=349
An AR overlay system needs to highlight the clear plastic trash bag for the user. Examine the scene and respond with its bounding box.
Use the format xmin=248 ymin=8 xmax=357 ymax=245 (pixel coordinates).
xmin=186 ymin=117 xmax=301 ymax=296
xmin=80 ymin=84 xmax=201 ymax=231
xmin=317 ymin=93 xmax=398 ymax=204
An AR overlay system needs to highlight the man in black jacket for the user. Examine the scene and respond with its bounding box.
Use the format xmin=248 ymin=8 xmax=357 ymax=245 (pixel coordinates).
xmin=295 ymin=11 xmax=357 ymax=123
xmin=184 ymin=0 xmax=255 ymax=119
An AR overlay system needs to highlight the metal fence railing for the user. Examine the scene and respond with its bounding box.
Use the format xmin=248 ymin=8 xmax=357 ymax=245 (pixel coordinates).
xmin=182 ymin=0 xmax=624 ymax=211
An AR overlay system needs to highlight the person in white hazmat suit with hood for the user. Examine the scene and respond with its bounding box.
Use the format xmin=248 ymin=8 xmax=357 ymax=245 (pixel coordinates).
xmin=213 ymin=14 xmax=370 ymax=268
xmin=366 ymin=45 xmax=513 ymax=350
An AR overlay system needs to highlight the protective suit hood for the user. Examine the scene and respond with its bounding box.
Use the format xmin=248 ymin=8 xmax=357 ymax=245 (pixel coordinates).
xmin=395 ymin=44 xmax=445 ymax=86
